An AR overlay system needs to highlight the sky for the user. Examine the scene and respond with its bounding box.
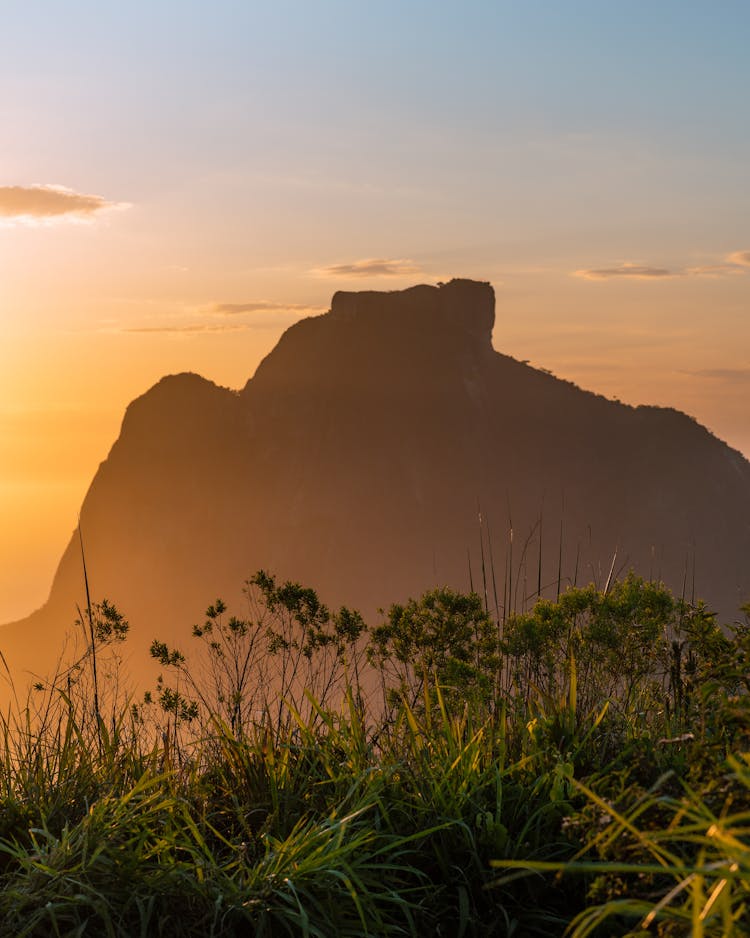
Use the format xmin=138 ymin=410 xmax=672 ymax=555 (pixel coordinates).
xmin=1 ymin=0 xmax=749 ymax=622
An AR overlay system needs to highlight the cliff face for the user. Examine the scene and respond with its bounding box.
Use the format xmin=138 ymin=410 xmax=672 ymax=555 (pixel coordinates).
xmin=3 ymin=279 xmax=750 ymax=687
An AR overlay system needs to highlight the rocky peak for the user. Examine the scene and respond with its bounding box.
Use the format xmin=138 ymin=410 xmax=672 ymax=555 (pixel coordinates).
xmin=329 ymin=278 xmax=495 ymax=345
xmin=2 ymin=276 xmax=750 ymax=699
xmin=246 ymin=279 xmax=495 ymax=398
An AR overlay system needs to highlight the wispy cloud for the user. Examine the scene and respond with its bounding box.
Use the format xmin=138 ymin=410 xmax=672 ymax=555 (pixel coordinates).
xmin=120 ymin=300 xmax=324 ymax=336
xmin=683 ymin=263 xmax=746 ymax=277
xmin=0 ymin=184 xmax=127 ymax=224
xmin=211 ymin=301 xmax=324 ymax=315
xmin=314 ymin=258 xmax=422 ymax=278
xmin=124 ymin=323 xmax=249 ymax=335
xmin=688 ymin=367 xmax=750 ymax=383
xmin=574 ymin=250 xmax=750 ymax=282
xmin=574 ymin=264 xmax=674 ymax=281
xmin=727 ymin=250 xmax=750 ymax=268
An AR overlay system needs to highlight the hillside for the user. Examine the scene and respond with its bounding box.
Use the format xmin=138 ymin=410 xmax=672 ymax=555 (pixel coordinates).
xmin=2 ymin=279 xmax=749 ymax=687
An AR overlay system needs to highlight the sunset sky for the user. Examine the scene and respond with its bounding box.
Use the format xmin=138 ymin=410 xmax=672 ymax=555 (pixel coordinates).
xmin=1 ymin=1 xmax=749 ymax=622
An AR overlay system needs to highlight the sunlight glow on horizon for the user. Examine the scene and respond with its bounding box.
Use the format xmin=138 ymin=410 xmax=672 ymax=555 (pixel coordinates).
xmin=1 ymin=0 xmax=749 ymax=621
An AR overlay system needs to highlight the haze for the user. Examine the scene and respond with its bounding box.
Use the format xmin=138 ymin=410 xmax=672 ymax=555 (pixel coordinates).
xmin=1 ymin=1 xmax=749 ymax=623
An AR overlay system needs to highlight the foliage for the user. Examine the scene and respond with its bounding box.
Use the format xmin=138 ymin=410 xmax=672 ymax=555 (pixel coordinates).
xmin=148 ymin=571 xmax=367 ymax=746
xmin=496 ymin=756 xmax=750 ymax=937
xmin=369 ymin=587 xmax=500 ymax=711
xmin=504 ymin=574 xmax=670 ymax=714
xmin=0 ymin=572 xmax=746 ymax=935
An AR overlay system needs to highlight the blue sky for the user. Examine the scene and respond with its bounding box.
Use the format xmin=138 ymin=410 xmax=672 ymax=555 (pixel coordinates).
xmin=1 ymin=1 xmax=749 ymax=619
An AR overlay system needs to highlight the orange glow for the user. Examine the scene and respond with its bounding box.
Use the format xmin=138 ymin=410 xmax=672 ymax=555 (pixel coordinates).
xmin=2 ymin=253 xmax=750 ymax=624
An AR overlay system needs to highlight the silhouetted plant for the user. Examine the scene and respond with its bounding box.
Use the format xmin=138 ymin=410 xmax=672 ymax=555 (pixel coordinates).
xmin=504 ymin=575 xmax=669 ymax=714
xmin=149 ymin=571 xmax=367 ymax=743
xmin=368 ymin=587 xmax=500 ymax=713
xmin=0 ymin=571 xmax=746 ymax=935
xmin=249 ymin=570 xmax=367 ymax=730
xmin=65 ymin=598 xmax=131 ymax=750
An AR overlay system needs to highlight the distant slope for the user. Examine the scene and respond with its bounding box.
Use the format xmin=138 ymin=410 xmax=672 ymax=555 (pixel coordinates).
xmin=3 ymin=279 xmax=749 ymax=688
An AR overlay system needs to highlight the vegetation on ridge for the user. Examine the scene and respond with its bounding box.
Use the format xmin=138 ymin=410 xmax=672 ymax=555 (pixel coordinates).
xmin=0 ymin=572 xmax=748 ymax=935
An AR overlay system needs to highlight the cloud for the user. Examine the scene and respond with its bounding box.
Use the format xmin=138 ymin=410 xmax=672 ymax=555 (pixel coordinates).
xmin=574 ymin=264 xmax=675 ymax=281
xmin=121 ymin=301 xmax=323 ymax=336
xmin=315 ymin=258 xmax=422 ymax=278
xmin=727 ymin=250 xmax=750 ymax=268
xmin=0 ymin=184 xmax=126 ymax=223
xmin=575 ymin=251 xmax=750 ymax=281
xmin=211 ymin=301 xmax=324 ymax=315
xmin=688 ymin=367 xmax=750 ymax=383
xmin=124 ymin=323 xmax=250 ymax=335
xmin=683 ymin=263 xmax=745 ymax=277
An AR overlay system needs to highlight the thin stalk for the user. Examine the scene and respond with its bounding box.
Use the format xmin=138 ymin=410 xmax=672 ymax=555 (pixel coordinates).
xmin=603 ymin=547 xmax=618 ymax=595
xmin=556 ymin=517 xmax=563 ymax=601
xmin=537 ymin=505 xmax=543 ymax=600
xmin=78 ymin=522 xmax=102 ymax=754
xmin=486 ymin=518 xmax=501 ymax=626
xmin=478 ymin=503 xmax=489 ymax=614
xmin=691 ymin=548 xmax=696 ymax=605
xmin=507 ymin=497 xmax=514 ymax=617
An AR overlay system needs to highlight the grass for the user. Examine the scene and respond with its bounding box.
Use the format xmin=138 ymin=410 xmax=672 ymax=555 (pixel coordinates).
xmin=0 ymin=574 xmax=745 ymax=935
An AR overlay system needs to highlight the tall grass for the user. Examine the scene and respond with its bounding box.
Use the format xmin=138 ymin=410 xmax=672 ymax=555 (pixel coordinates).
xmin=494 ymin=755 xmax=750 ymax=937
xmin=0 ymin=575 xmax=745 ymax=935
xmin=0 ymin=682 xmax=575 ymax=935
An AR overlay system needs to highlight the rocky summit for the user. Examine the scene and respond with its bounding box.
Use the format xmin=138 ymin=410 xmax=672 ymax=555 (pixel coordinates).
xmin=3 ymin=279 xmax=750 ymax=686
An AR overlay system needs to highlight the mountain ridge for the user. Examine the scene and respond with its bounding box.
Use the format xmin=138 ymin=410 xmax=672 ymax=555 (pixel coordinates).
xmin=3 ymin=278 xmax=749 ymax=689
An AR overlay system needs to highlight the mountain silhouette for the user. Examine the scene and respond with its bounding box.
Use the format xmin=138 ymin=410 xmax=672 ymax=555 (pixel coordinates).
xmin=3 ymin=279 xmax=750 ymax=688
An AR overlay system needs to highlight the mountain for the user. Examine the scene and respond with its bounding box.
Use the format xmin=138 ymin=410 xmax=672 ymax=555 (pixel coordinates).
xmin=3 ymin=279 xmax=750 ymax=688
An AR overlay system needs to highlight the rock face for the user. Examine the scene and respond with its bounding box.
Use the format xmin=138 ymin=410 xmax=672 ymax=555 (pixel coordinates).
xmin=3 ymin=279 xmax=750 ymax=687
